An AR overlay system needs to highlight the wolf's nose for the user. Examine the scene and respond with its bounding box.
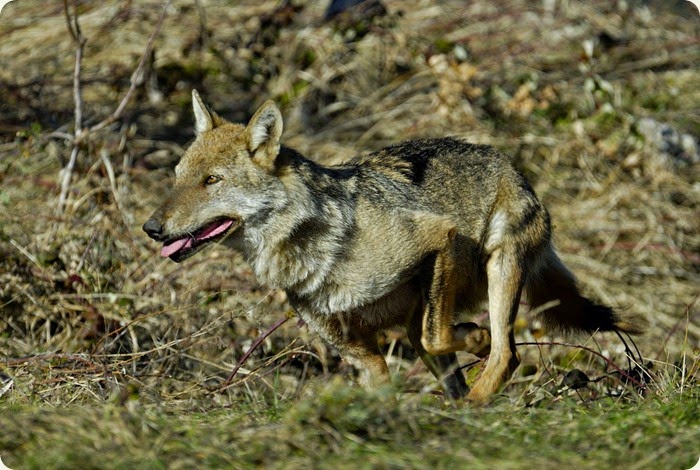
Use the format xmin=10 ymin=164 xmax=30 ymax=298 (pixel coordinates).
xmin=143 ymin=218 xmax=164 ymax=241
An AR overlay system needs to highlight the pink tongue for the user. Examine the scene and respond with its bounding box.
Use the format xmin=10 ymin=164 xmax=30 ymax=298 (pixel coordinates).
xmin=160 ymin=238 xmax=192 ymax=257
xmin=159 ymin=219 xmax=235 ymax=258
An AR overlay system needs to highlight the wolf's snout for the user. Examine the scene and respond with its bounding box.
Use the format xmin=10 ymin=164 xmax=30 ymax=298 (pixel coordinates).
xmin=143 ymin=218 xmax=165 ymax=241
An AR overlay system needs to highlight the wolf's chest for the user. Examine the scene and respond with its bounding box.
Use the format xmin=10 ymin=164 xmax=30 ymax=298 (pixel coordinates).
xmin=291 ymin=280 xmax=420 ymax=328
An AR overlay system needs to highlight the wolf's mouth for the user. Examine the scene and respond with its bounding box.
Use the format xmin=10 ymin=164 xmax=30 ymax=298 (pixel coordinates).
xmin=160 ymin=217 xmax=239 ymax=262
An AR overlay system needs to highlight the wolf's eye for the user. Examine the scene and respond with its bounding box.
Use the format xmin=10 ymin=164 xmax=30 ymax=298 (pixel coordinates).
xmin=204 ymin=175 xmax=221 ymax=185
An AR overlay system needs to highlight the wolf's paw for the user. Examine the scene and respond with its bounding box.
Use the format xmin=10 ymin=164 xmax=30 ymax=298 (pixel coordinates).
xmin=466 ymin=381 xmax=493 ymax=404
xmin=466 ymin=350 xmax=520 ymax=403
xmin=453 ymin=322 xmax=491 ymax=357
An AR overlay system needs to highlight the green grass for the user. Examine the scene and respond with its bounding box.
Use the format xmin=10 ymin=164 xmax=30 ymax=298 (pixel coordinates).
xmin=1 ymin=1 xmax=698 ymax=468
xmin=1 ymin=380 xmax=698 ymax=469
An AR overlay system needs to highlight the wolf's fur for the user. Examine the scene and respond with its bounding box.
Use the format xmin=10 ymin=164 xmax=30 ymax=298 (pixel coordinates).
xmin=143 ymin=91 xmax=642 ymax=402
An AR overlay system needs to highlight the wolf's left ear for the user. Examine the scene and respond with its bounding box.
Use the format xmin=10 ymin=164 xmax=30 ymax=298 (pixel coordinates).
xmin=244 ymin=100 xmax=283 ymax=170
xmin=192 ymin=89 xmax=223 ymax=135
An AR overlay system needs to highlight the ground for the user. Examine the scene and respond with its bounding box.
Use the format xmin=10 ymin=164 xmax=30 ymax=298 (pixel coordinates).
xmin=0 ymin=0 xmax=698 ymax=468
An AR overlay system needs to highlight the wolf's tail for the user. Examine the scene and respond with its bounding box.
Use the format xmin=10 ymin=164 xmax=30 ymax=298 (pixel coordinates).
xmin=525 ymin=246 xmax=643 ymax=335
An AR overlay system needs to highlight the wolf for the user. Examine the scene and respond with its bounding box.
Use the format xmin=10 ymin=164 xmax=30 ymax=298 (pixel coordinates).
xmin=143 ymin=90 xmax=641 ymax=402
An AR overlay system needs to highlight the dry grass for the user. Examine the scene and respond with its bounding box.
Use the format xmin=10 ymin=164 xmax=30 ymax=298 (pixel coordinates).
xmin=0 ymin=0 xmax=698 ymax=466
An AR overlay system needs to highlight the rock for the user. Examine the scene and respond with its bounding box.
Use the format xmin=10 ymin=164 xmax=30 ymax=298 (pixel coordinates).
xmin=324 ymin=0 xmax=387 ymax=21
xmin=636 ymin=117 xmax=699 ymax=170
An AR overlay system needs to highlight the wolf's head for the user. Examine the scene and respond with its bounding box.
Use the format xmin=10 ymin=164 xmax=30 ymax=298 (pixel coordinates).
xmin=143 ymin=91 xmax=286 ymax=262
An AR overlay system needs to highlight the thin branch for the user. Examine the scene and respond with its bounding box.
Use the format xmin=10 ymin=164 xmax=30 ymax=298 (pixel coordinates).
xmin=87 ymin=0 xmax=172 ymax=136
xmin=62 ymin=0 xmax=78 ymax=42
xmin=72 ymin=34 xmax=85 ymax=138
xmin=56 ymin=0 xmax=172 ymax=214
xmin=517 ymin=340 xmax=649 ymax=389
xmin=656 ymin=293 xmax=699 ymax=361
xmin=63 ymin=0 xmax=86 ymax=136
xmin=221 ymin=314 xmax=293 ymax=388
xmin=57 ymin=145 xmax=80 ymax=214
xmin=57 ymin=0 xmax=87 ymax=215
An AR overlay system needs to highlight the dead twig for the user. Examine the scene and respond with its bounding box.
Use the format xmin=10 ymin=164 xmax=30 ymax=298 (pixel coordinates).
xmin=56 ymin=0 xmax=86 ymax=214
xmin=656 ymin=293 xmax=699 ymax=362
xmin=517 ymin=340 xmax=650 ymax=390
xmin=56 ymin=0 xmax=172 ymax=214
xmin=88 ymin=0 xmax=172 ymax=136
xmin=221 ymin=313 xmax=293 ymax=388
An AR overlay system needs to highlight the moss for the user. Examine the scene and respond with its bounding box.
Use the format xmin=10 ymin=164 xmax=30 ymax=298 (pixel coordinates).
xmin=433 ymin=38 xmax=454 ymax=54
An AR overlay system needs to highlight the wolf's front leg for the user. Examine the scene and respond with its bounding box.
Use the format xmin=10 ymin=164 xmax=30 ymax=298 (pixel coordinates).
xmin=310 ymin=314 xmax=391 ymax=388
xmin=340 ymin=333 xmax=391 ymax=389
xmin=407 ymin=307 xmax=468 ymax=400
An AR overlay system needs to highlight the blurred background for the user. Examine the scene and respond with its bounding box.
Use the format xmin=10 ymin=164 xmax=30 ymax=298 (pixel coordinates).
xmin=0 ymin=0 xmax=698 ymax=410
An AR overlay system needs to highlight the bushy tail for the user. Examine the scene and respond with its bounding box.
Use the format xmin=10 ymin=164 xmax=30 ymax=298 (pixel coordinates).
xmin=525 ymin=247 xmax=643 ymax=335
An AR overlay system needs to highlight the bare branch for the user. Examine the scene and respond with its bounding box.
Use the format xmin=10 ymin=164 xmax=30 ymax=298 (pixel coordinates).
xmin=72 ymin=37 xmax=85 ymax=138
xmin=56 ymin=0 xmax=172 ymax=214
xmin=57 ymin=145 xmax=80 ymax=214
xmin=62 ymin=0 xmax=77 ymax=42
xmin=88 ymin=0 xmax=173 ymax=136
xmin=517 ymin=340 xmax=649 ymax=390
xmin=57 ymin=0 xmax=86 ymax=215
xmin=221 ymin=313 xmax=293 ymax=388
xmin=63 ymin=0 xmax=86 ymax=135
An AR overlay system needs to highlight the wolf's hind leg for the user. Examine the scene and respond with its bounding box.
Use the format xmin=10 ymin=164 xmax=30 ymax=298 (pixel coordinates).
xmin=419 ymin=227 xmax=491 ymax=358
xmin=467 ymin=246 xmax=523 ymax=403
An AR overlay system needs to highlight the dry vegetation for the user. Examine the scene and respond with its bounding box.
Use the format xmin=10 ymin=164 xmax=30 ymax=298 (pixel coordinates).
xmin=0 ymin=0 xmax=698 ymax=467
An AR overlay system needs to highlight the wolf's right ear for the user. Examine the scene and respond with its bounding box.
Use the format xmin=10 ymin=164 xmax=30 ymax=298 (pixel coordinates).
xmin=192 ymin=90 xmax=223 ymax=135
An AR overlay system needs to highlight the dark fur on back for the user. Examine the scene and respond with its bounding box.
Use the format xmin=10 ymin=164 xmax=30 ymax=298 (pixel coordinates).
xmin=284 ymin=137 xmax=639 ymax=336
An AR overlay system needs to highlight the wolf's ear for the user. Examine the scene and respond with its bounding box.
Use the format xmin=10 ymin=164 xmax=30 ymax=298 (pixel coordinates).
xmin=192 ymin=89 xmax=223 ymax=135
xmin=244 ymin=100 xmax=282 ymax=170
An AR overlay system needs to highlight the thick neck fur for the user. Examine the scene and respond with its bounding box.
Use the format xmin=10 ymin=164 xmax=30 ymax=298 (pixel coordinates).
xmin=239 ymin=148 xmax=356 ymax=295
